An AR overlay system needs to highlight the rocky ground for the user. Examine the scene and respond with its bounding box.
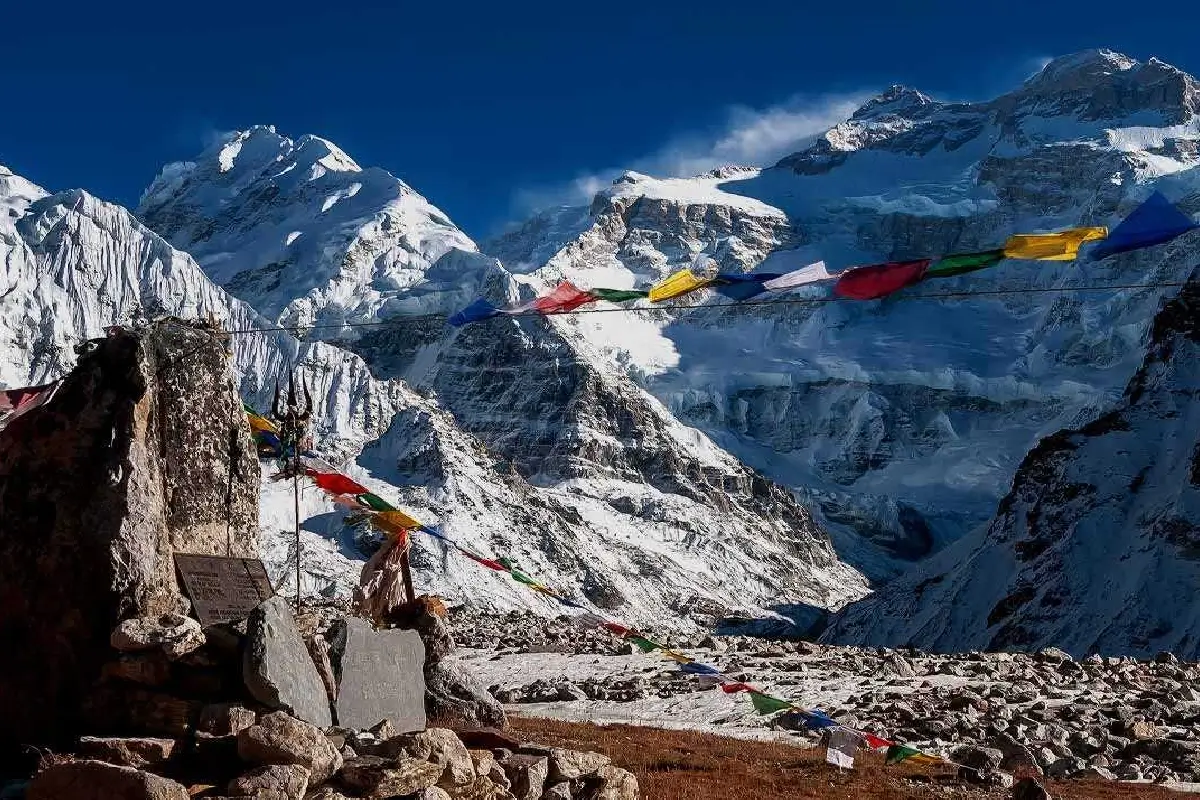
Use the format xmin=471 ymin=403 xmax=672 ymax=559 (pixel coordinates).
xmin=449 ymin=610 xmax=1200 ymax=791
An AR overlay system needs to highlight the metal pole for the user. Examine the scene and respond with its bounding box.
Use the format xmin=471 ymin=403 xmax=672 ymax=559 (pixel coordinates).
xmin=293 ymin=445 xmax=302 ymax=614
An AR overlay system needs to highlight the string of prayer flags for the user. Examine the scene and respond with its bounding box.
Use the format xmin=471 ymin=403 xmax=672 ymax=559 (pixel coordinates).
xmin=762 ymin=261 xmax=832 ymax=291
xmin=1089 ymin=191 xmax=1197 ymax=261
xmin=306 ymin=470 xmax=370 ymax=496
xmin=449 ymin=298 xmax=503 ymax=327
xmin=648 ymin=268 xmax=715 ymax=302
xmin=1003 ymin=226 xmax=1107 ymax=261
xmin=749 ymin=691 xmax=794 ymax=715
xmin=885 ymin=745 xmax=943 ymax=766
xmin=530 ymin=281 xmax=597 ymax=315
xmin=834 ymin=260 xmax=931 ymax=300
xmin=591 ymin=288 xmax=649 ymax=302
xmin=925 ymin=250 xmax=1005 ymax=279
xmin=826 ymin=729 xmax=867 ymax=770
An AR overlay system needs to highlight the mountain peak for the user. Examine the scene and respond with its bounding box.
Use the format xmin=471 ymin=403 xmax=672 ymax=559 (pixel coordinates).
xmin=851 ymin=85 xmax=936 ymax=121
xmin=1026 ymin=49 xmax=1138 ymax=88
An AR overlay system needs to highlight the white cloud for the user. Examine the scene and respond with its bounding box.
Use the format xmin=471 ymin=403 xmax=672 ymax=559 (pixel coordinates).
xmin=508 ymin=92 xmax=869 ymax=221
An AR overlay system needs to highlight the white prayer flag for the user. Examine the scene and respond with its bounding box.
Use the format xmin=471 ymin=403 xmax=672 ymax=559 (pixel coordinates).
xmin=762 ymin=261 xmax=831 ymax=291
xmin=826 ymin=729 xmax=865 ymax=770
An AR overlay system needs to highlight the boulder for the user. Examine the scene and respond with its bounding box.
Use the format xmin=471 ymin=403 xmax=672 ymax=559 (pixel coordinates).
xmin=541 ymin=783 xmax=572 ymax=800
xmin=237 ymin=711 xmax=342 ymax=783
xmin=1010 ymin=777 xmax=1051 ymax=800
xmin=26 ymin=760 xmax=189 ymax=800
xmin=243 ymin=597 xmax=332 ymax=727
xmin=227 ymin=764 xmax=310 ymax=799
xmin=101 ymin=653 xmax=172 ymax=687
xmin=950 ymin=745 xmax=1003 ymax=772
xmin=426 ymin=663 xmax=507 ymax=729
xmin=470 ymin=750 xmax=510 ymax=792
xmin=338 ymin=756 xmax=444 ymax=797
xmin=580 ymin=765 xmax=639 ymax=800
xmin=199 ymin=703 xmax=257 ymax=737
xmin=420 ymin=789 xmax=454 ymax=800
xmin=548 ymin=749 xmax=610 ymax=781
xmin=0 ymin=324 xmax=260 ymax=747
xmin=77 ymin=737 xmax=176 ymax=769
xmin=501 ymin=753 xmax=548 ymax=800
xmin=333 ymin=618 xmax=426 ymax=732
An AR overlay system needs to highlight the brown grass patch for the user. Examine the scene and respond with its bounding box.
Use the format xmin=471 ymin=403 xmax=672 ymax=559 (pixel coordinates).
xmin=506 ymin=715 xmax=1182 ymax=800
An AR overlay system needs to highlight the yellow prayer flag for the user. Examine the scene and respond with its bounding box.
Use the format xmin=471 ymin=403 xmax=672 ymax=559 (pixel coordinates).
xmin=246 ymin=413 xmax=278 ymax=434
xmin=1003 ymin=227 xmax=1107 ymax=261
xmin=648 ymin=269 xmax=713 ymax=302
xmin=373 ymin=509 xmax=423 ymax=535
xmin=660 ymin=649 xmax=692 ymax=663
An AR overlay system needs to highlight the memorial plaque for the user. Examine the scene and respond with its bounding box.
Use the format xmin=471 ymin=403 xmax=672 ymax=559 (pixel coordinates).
xmin=175 ymin=554 xmax=274 ymax=627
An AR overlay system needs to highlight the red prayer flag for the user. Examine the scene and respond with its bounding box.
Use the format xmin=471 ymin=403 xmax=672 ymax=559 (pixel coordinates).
xmin=834 ymin=259 xmax=930 ymax=300
xmin=863 ymin=733 xmax=892 ymax=749
xmin=306 ymin=469 xmax=370 ymax=496
xmin=720 ymin=682 xmax=754 ymax=694
xmin=462 ymin=551 xmax=508 ymax=572
xmin=602 ymin=622 xmax=631 ymax=636
xmin=531 ymin=281 xmax=598 ymax=314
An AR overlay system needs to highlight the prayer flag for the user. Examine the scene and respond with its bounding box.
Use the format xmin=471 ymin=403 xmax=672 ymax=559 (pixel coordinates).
xmin=306 ymin=470 xmax=370 ymax=496
xmin=461 ymin=551 xmax=507 ymax=571
xmin=355 ymin=493 xmax=398 ymax=512
xmin=749 ymin=692 xmax=794 ymax=715
xmin=834 ymin=260 xmax=931 ymax=300
xmin=885 ymin=745 xmax=941 ymax=766
xmin=329 ymin=493 xmax=368 ymax=510
xmin=826 ymin=729 xmax=865 ymax=770
xmin=659 ymin=649 xmax=693 ymax=663
xmin=1089 ymin=192 xmax=1197 ymax=260
xmin=246 ymin=413 xmax=278 ymax=434
xmin=531 ymin=281 xmax=598 ymax=315
xmin=720 ymin=683 xmax=753 ymax=694
xmin=648 ymin=268 xmax=714 ymax=302
xmin=300 ymin=454 xmax=340 ymax=474
xmin=0 ymin=382 xmax=59 ymax=435
xmin=925 ymin=250 xmax=1005 ymax=279
xmin=591 ymin=288 xmax=649 ymax=302
xmin=602 ymin=622 xmax=631 ymax=636
xmin=255 ymin=431 xmax=282 ymax=455
xmin=803 ymin=710 xmax=838 ymax=730
xmin=863 ymin=733 xmax=892 ymax=750
xmin=680 ymin=661 xmax=721 ymax=675
xmin=376 ymin=509 xmax=424 ymax=531
xmin=627 ymin=636 xmax=660 ymax=653
xmin=449 ymin=298 xmax=503 ymax=327
xmin=1003 ymin=226 xmax=1107 ymax=261
xmin=712 ymin=273 xmax=784 ymax=302
xmin=762 ymin=261 xmax=832 ymax=291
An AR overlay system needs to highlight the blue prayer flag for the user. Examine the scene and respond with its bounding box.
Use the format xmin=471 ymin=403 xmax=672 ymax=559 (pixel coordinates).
xmin=1090 ymin=191 xmax=1196 ymax=261
xmin=449 ymin=298 xmax=502 ymax=326
xmin=712 ymin=273 xmax=784 ymax=302
xmin=802 ymin=709 xmax=838 ymax=730
xmin=680 ymin=661 xmax=721 ymax=675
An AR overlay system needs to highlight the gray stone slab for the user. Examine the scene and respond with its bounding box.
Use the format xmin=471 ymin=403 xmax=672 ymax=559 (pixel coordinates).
xmin=336 ymin=618 xmax=426 ymax=732
xmin=243 ymin=596 xmax=332 ymax=727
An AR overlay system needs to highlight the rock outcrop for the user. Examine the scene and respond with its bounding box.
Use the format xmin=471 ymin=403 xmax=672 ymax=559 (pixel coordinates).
xmin=0 ymin=321 xmax=260 ymax=747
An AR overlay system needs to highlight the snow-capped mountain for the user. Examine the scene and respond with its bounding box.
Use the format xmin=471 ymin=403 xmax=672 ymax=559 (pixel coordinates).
xmin=0 ymin=163 xmax=863 ymax=631
xmin=488 ymin=49 xmax=1200 ymax=577
xmin=822 ymin=251 xmax=1200 ymax=658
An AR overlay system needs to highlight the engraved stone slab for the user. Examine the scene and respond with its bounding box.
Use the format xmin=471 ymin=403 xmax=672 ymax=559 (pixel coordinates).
xmin=175 ymin=554 xmax=274 ymax=627
xmin=336 ymin=618 xmax=426 ymax=732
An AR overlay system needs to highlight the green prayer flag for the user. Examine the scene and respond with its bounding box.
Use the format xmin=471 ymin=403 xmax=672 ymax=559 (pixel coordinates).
xmin=497 ymin=557 xmax=517 ymax=571
xmin=591 ymin=288 xmax=649 ymax=302
xmin=356 ymin=493 xmax=397 ymax=512
xmin=749 ymin=692 xmax=793 ymax=715
xmin=510 ymin=569 xmax=538 ymax=586
xmin=627 ymin=636 xmax=660 ymax=653
xmin=885 ymin=745 xmax=929 ymax=765
xmin=925 ymin=250 xmax=1005 ymax=279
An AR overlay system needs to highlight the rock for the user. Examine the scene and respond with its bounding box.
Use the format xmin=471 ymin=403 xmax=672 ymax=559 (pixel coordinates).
xmin=1072 ymin=765 xmax=1116 ymax=780
xmin=337 ymin=756 xmax=444 ymax=797
xmin=541 ymin=783 xmax=572 ymax=800
xmin=244 ymin=597 xmax=333 ymax=727
xmin=1010 ymin=776 xmax=1051 ymax=800
xmin=101 ymin=653 xmax=172 ymax=687
xmin=549 ymin=749 xmax=610 ymax=781
xmin=1037 ymin=648 xmax=1073 ymax=664
xmin=27 ymin=760 xmax=189 ymax=800
xmin=0 ymin=327 xmax=260 ymax=748
xmin=420 ymin=789 xmax=453 ymax=800
xmin=305 ymin=788 xmax=353 ymax=800
xmin=1046 ymin=757 xmax=1084 ymax=778
xmin=442 ymin=776 xmax=512 ymax=799
xmin=333 ymin=618 xmax=426 ymax=732
xmin=237 ymin=711 xmax=343 ymax=783
xmin=950 ymin=745 xmax=1003 ymax=771
xmin=227 ymin=764 xmax=310 ymax=799
xmin=470 ymin=750 xmax=510 ymax=792
xmin=83 ymin=687 xmax=200 ymax=737
xmin=457 ymin=728 xmax=522 ymax=753
xmin=1128 ymin=720 xmax=1159 ymax=740
xmin=199 ymin=703 xmax=257 ymax=737
xmin=579 ymin=765 xmax=639 ymax=800
xmin=111 ymin=615 xmax=205 ymax=659
xmin=426 ymin=661 xmax=508 ymax=729
xmin=555 ymin=682 xmax=587 ymax=702
xmin=77 ymin=737 xmax=176 ymax=769
xmin=502 ymin=754 xmax=548 ymax=800
xmin=422 ymin=729 xmax=476 ymax=787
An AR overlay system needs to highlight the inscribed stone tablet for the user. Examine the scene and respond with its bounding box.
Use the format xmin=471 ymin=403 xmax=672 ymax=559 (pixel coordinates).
xmin=174 ymin=554 xmax=274 ymax=627
xmin=336 ymin=618 xmax=426 ymax=732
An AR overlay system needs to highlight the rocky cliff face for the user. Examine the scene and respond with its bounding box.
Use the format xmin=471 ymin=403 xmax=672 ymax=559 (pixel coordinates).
xmin=823 ymin=252 xmax=1200 ymax=658
xmin=0 ymin=321 xmax=260 ymax=745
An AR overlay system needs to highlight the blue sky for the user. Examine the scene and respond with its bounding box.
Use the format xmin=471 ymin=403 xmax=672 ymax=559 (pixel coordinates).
xmin=3 ymin=0 xmax=1199 ymax=239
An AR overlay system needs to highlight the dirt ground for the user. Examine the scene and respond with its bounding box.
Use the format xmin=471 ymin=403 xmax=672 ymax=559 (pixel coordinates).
xmin=508 ymin=715 xmax=1183 ymax=800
